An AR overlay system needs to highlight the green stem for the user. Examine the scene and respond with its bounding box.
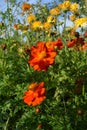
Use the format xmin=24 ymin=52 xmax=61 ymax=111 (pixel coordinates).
xmin=4 ymin=117 xmax=10 ymax=130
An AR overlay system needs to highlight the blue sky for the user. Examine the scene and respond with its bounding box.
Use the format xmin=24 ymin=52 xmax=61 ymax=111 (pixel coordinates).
xmin=0 ymin=0 xmax=53 ymax=11
xmin=0 ymin=0 xmax=73 ymax=27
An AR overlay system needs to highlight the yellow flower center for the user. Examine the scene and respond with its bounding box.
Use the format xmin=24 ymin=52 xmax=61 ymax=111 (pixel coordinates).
xmin=29 ymin=83 xmax=38 ymax=91
xmin=38 ymin=51 xmax=46 ymax=59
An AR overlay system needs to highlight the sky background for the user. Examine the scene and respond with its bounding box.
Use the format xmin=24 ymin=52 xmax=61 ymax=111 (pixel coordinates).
xmin=0 ymin=0 xmax=54 ymax=11
xmin=0 ymin=0 xmax=73 ymax=27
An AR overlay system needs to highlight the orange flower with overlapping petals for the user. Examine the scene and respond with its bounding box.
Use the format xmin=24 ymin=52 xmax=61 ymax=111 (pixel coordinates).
xmin=67 ymin=39 xmax=76 ymax=48
xmin=55 ymin=38 xmax=64 ymax=50
xmin=22 ymin=2 xmax=31 ymax=11
xmin=28 ymin=42 xmax=57 ymax=71
xmin=46 ymin=38 xmax=63 ymax=51
xmin=67 ymin=38 xmax=85 ymax=48
xmin=23 ymin=82 xmax=46 ymax=106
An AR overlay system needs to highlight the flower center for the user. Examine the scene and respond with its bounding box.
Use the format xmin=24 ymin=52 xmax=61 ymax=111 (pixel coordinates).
xmin=29 ymin=83 xmax=38 ymax=91
xmin=39 ymin=51 xmax=46 ymax=59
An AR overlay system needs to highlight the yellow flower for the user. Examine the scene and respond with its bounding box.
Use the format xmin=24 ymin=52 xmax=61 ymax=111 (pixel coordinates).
xmin=43 ymin=22 xmax=52 ymax=31
xmin=47 ymin=16 xmax=56 ymax=24
xmin=27 ymin=15 xmax=36 ymax=23
xmin=70 ymin=3 xmax=79 ymax=13
xmin=20 ymin=25 xmax=29 ymax=33
xmin=74 ymin=17 xmax=87 ymax=29
xmin=31 ymin=21 xmax=42 ymax=31
xmin=69 ymin=15 xmax=76 ymax=21
xmin=58 ymin=1 xmax=71 ymax=11
xmin=49 ymin=7 xmax=60 ymax=16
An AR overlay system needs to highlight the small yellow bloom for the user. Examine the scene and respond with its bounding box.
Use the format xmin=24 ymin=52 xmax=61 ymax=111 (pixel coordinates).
xmin=47 ymin=16 xmax=56 ymax=24
xmin=43 ymin=22 xmax=52 ymax=31
xmin=70 ymin=3 xmax=79 ymax=13
xmin=69 ymin=15 xmax=76 ymax=21
xmin=50 ymin=7 xmax=60 ymax=16
xmin=74 ymin=17 xmax=87 ymax=29
xmin=27 ymin=15 xmax=36 ymax=23
xmin=31 ymin=21 xmax=42 ymax=31
xmin=58 ymin=1 xmax=71 ymax=11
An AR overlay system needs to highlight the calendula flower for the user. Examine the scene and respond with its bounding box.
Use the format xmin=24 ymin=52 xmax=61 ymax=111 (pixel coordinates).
xmin=28 ymin=42 xmax=57 ymax=71
xmin=30 ymin=21 xmax=42 ymax=31
xmin=50 ymin=7 xmax=60 ymax=16
xmin=22 ymin=2 xmax=31 ymax=11
xmin=27 ymin=14 xmax=36 ymax=23
xmin=23 ymin=82 xmax=46 ymax=106
xmin=69 ymin=15 xmax=76 ymax=21
xmin=58 ymin=1 xmax=71 ymax=11
xmin=43 ymin=22 xmax=52 ymax=31
xmin=70 ymin=3 xmax=79 ymax=13
xmin=47 ymin=16 xmax=56 ymax=24
xmin=74 ymin=17 xmax=87 ymax=29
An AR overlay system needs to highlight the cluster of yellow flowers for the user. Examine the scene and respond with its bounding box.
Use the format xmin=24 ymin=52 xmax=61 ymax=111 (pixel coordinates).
xmin=14 ymin=1 xmax=87 ymax=32
xmin=49 ymin=1 xmax=87 ymax=29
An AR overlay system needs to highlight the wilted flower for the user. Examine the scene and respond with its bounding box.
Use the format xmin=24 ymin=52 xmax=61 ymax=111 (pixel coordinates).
xmin=84 ymin=30 xmax=87 ymax=37
xmin=14 ymin=24 xmax=20 ymax=30
xmin=1 ymin=44 xmax=6 ymax=50
xmin=0 ymin=22 xmax=4 ymax=27
xmin=23 ymin=82 xmax=46 ymax=106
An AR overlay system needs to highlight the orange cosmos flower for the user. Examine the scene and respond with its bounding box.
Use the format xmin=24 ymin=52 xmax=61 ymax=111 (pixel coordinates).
xmin=46 ymin=38 xmax=63 ymax=51
xmin=55 ymin=38 xmax=64 ymax=50
xmin=22 ymin=3 xmax=31 ymax=11
xmin=28 ymin=42 xmax=57 ymax=71
xmin=23 ymin=82 xmax=46 ymax=106
xmin=46 ymin=41 xmax=56 ymax=51
xmin=67 ymin=38 xmax=85 ymax=48
xmin=67 ymin=39 xmax=76 ymax=48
